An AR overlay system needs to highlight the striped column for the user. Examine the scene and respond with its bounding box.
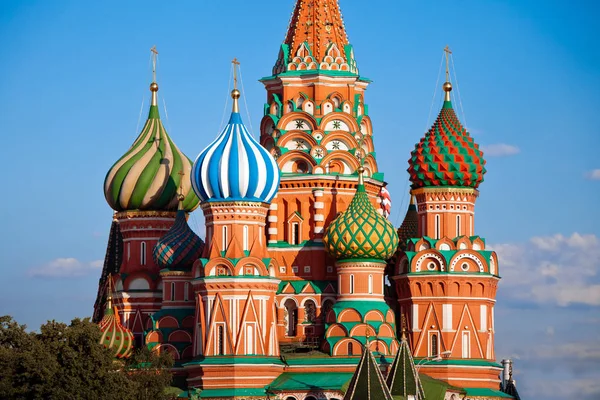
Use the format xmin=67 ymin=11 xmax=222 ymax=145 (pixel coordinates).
xmin=313 ymin=188 xmax=325 ymax=241
xmin=268 ymin=196 xmax=279 ymax=244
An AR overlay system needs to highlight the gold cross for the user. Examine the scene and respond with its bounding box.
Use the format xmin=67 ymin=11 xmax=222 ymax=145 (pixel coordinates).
xmin=232 ymin=57 xmax=240 ymax=90
xmin=443 ymin=45 xmax=452 ymax=82
xmin=150 ymin=46 xmax=159 ymax=82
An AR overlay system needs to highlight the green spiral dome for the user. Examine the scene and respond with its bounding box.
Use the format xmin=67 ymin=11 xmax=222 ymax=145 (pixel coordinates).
xmin=104 ymin=84 xmax=199 ymax=212
xmin=324 ymin=182 xmax=399 ymax=261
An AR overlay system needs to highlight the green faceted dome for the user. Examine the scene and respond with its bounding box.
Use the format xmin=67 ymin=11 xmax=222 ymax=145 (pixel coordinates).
xmin=104 ymin=83 xmax=200 ymax=212
xmin=324 ymin=174 xmax=399 ymax=261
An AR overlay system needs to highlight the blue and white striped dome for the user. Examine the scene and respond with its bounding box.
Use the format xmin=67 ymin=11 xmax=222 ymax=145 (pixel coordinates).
xmin=192 ymin=105 xmax=280 ymax=203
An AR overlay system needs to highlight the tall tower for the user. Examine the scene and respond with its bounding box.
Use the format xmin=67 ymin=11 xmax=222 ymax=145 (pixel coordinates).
xmin=393 ymin=48 xmax=501 ymax=390
xmin=323 ymin=166 xmax=399 ymax=356
xmin=102 ymin=48 xmax=199 ymax=342
xmin=186 ymin=61 xmax=283 ymax=390
xmin=260 ymin=0 xmax=388 ymax=344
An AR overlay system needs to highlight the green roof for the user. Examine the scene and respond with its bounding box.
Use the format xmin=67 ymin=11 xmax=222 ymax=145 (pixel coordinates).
xmin=277 ymin=280 xmax=336 ymax=295
xmin=464 ymin=387 xmax=515 ymax=398
xmin=267 ymin=372 xmax=352 ymax=392
xmin=330 ymin=300 xmax=394 ymax=321
xmin=199 ymin=388 xmax=266 ymax=398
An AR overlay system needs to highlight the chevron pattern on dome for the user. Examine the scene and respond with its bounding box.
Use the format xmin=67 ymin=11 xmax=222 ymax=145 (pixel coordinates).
xmin=408 ymin=101 xmax=486 ymax=189
xmin=324 ymin=184 xmax=398 ymax=261
xmin=98 ymin=306 xmax=134 ymax=359
xmin=153 ymin=210 xmax=204 ymax=270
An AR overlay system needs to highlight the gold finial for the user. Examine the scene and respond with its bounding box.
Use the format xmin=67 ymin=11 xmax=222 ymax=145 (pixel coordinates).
xmin=357 ymin=166 xmax=365 ymax=186
xmin=150 ymin=46 xmax=159 ymax=105
xmin=443 ymin=45 xmax=453 ymax=101
xmin=365 ymin=325 xmax=372 ymax=346
xmin=177 ymin=170 xmax=185 ymax=210
xmin=401 ymin=315 xmax=408 ymax=341
xmin=231 ymin=58 xmax=241 ymax=113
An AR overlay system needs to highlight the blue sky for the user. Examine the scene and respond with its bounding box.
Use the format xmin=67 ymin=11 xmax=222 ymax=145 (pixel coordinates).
xmin=0 ymin=1 xmax=598 ymax=399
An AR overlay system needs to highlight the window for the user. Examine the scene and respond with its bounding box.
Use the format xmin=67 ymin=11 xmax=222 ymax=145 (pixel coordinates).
xmin=431 ymin=334 xmax=439 ymax=357
xmin=348 ymin=342 xmax=354 ymax=356
xmin=421 ymin=215 xmax=425 ymax=236
xmin=327 ymin=266 xmax=333 ymax=273
xmin=184 ymin=282 xmax=189 ymax=301
xmin=462 ymin=332 xmax=470 ymax=358
xmin=456 ymin=215 xmax=461 ymax=237
xmin=291 ymin=222 xmax=300 ymax=245
xmin=292 ymin=266 xmax=299 ymax=273
xmin=470 ymin=215 xmax=473 ymax=236
xmin=427 ymin=262 xmax=436 ymax=271
xmin=349 ymin=275 xmax=355 ymax=294
xmin=140 ymin=242 xmax=147 ymax=265
xmin=435 ymin=215 xmax=440 ymax=239
xmin=243 ymin=225 xmax=249 ymax=251
xmin=127 ymin=243 xmax=131 ymax=261
xmin=461 ymin=262 xmax=469 ymax=272
xmin=368 ymin=275 xmax=373 ymax=294
xmin=304 ymin=266 xmax=311 ymax=273
xmin=170 ymin=282 xmax=175 ymax=301
xmin=246 ymin=324 xmax=254 ymax=354
xmin=222 ymin=226 xmax=228 ymax=251
xmin=217 ymin=325 xmax=224 ymax=355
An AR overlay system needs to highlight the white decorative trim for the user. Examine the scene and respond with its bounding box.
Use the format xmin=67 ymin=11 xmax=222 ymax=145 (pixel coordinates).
xmin=267 ymin=216 xmax=278 ymax=222
xmin=314 ymin=214 xmax=324 ymax=222
xmin=314 ymin=227 xmax=324 ymax=234
xmin=450 ymin=253 xmax=485 ymax=272
xmin=415 ymin=253 xmax=446 ymax=272
xmin=268 ymin=228 xmax=278 ymax=234
xmin=314 ymin=201 xmax=325 ymax=209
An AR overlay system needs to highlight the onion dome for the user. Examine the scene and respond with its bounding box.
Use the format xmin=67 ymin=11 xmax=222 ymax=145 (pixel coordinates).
xmin=324 ymin=168 xmax=399 ymax=261
xmin=397 ymin=195 xmax=418 ymax=251
xmin=98 ymin=296 xmax=134 ymax=359
xmin=104 ymin=75 xmax=200 ymax=212
xmin=192 ymin=87 xmax=280 ymax=203
xmin=408 ymin=81 xmax=486 ymax=189
xmin=153 ymin=197 xmax=204 ymax=270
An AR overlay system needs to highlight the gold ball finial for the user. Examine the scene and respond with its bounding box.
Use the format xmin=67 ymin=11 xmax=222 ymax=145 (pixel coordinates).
xmin=443 ymin=81 xmax=452 ymax=92
xmin=231 ymin=89 xmax=241 ymax=100
xmin=178 ymin=194 xmax=185 ymax=202
xmin=357 ymin=166 xmax=365 ymax=174
xmin=150 ymin=82 xmax=159 ymax=92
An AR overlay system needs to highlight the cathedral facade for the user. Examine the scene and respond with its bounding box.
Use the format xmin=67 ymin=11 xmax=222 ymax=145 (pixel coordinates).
xmin=94 ymin=1 xmax=520 ymax=399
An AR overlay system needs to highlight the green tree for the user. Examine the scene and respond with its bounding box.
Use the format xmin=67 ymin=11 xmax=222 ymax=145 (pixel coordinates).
xmin=0 ymin=316 xmax=177 ymax=400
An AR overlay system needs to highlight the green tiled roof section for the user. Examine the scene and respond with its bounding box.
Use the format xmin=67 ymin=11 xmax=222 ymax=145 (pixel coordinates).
xmin=284 ymin=355 xmax=394 ymax=366
xmin=183 ymin=356 xmax=284 ymax=366
xmin=260 ymin=70 xmax=363 ymax=81
xmin=199 ymin=388 xmax=266 ymax=398
xmin=464 ymin=388 xmax=515 ymax=398
xmin=268 ymin=372 xmax=353 ymax=392
xmin=331 ymin=300 xmax=394 ymax=321
xmin=276 ymin=280 xmax=336 ymax=295
xmin=267 ymin=240 xmax=324 ymax=249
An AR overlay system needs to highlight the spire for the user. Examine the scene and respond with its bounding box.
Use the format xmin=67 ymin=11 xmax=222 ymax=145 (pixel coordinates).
xmin=343 ymin=344 xmax=393 ymax=400
xmin=274 ymin=0 xmax=358 ymax=75
xmin=150 ymin=46 xmax=159 ymax=111
xmin=386 ymin=333 xmax=426 ymax=399
xmin=443 ymin=45 xmax=453 ymax=102
xmin=231 ymin=57 xmax=241 ymax=113
xmin=397 ymin=193 xmax=419 ymax=251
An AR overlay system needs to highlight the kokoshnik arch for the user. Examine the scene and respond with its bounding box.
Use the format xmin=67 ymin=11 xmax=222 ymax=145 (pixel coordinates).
xmin=94 ymin=1 xmax=521 ymax=399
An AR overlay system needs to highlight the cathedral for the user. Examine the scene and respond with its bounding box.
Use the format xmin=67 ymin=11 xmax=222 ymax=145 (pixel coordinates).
xmin=93 ymin=1 xmax=522 ymax=399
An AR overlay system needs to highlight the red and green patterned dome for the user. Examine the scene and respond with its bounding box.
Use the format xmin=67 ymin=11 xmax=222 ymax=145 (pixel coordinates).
xmin=98 ymin=303 xmax=134 ymax=359
xmin=324 ymin=170 xmax=399 ymax=261
xmin=408 ymin=83 xmax=486 ymax=189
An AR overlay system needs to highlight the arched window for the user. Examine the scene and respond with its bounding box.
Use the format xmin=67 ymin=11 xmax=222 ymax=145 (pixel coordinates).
xmin=349 ymin=274 xmax=355 ymax=294
xmin=470 ymin=215 xmax=473 ymax=236
xmin=435 ymin=215 xmax=441 ymax=239
xmin=127 ymin=242 xmax=131 ymax=261
xmin=431 ymin=334 xmax=439 ymax=357
xmin=291 ymin=222 xmax=300 ymax=245
xmin=184 ymin=282 xmax=189 ymax=301
xmin=217 ymin=325 xmax=224 ymax=355
xmin=348 ymin=342 xmax=354 ymax=356
xmin=243 ymin=225 xmax=249 ymax=251
xmin=462 ymin=332 xmax=470 ymax=358
xmin=222 ymin=226 xmax=228 ymax=251
xmin=368 ymin=275 xmax=373 ymax=294
xmin=140 ymin=242 xmax=147 ymax=265
xmin=170 ymin=282 xmax=175 ymax=301
xmin=456 ymin=215 xmax=461 ymax=237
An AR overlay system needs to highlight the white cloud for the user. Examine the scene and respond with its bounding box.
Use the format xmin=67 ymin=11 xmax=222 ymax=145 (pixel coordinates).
xmin=490 ymin=233 xmax=600 ymax=306
xmin=28 ymin=258 xmax=103 ymax=278
xmin=480 ymin=143 xmax=520 ymax=157
xmin=585 ymin=169 xmax=600 ymax=180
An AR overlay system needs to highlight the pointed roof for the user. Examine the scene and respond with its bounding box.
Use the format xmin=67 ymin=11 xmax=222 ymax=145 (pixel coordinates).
xmin=386 ymin=338 xmax=426 ymax=399
xmin=92 ymin=216 xmax=123 ymax=323
xmin=503 ymin=380 xmax=521 ymax=400
xmin=343 ymin=346 xmax=393 ymax=400
xmin=273 ymin=0 xmax=358 ymax=75
xmin=397 ymin=195 xmax=418 ymax=251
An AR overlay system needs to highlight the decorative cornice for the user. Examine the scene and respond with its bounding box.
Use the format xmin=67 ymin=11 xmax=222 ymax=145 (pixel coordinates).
xmin=411 ymin=187 xmax=478 ymax=196
xmin=115 ymin=210 xmax=177 ymax=219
